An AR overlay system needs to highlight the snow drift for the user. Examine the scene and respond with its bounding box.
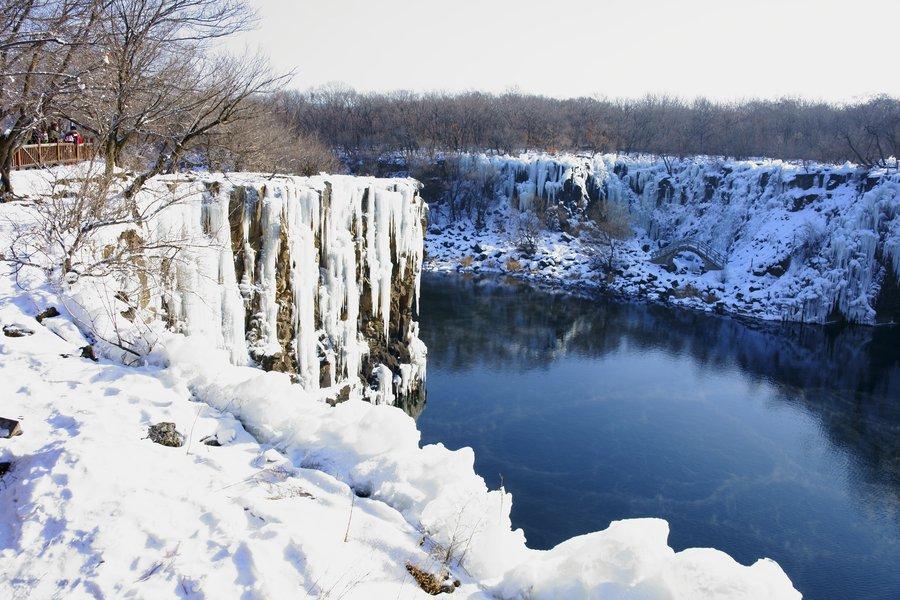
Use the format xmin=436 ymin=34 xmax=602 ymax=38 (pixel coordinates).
xmin=158 ymin=333 xmax=801 ymax=599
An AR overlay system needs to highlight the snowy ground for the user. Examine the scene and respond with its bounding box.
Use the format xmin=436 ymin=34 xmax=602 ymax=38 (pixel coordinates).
xmin=0 ymin=166 xmax=801 ymax=599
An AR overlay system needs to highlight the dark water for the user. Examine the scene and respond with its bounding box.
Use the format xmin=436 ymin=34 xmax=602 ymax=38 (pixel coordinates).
xmin=416 ymin=273 xmax=900 ymax=600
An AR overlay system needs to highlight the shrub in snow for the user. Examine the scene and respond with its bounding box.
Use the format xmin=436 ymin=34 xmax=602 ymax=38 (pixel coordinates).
xmin=147 ymin=422 xmax=184 ymax=448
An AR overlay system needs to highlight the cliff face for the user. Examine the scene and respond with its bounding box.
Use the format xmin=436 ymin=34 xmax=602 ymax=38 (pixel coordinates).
xmin=148 ymin=174 xmax=427 ymax=408
xmin=430 ymin=153 xmax=900 ymax=325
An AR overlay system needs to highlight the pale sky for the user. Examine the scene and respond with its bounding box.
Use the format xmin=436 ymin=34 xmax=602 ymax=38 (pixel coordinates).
xmin=231 ymin=0 xmax=899 ymax=101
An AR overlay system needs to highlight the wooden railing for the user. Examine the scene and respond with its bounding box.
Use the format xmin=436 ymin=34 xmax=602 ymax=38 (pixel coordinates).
xmin=12 ymin=141 xmax=97 ymax=170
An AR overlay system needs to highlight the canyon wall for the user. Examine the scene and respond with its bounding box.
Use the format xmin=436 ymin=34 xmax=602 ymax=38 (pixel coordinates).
xmin=432 ymin=153 xmax=900 ymax=324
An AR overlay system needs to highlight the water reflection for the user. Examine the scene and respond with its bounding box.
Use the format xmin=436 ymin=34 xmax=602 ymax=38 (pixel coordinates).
xmin=417 ymin=272 xmax=900 ymax=600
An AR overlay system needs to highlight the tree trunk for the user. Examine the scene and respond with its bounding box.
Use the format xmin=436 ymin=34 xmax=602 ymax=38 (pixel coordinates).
xmin=104 ymin=141 xmax=118 ymax=177
xmin=0 ymin=165 xmax=12 ymax=200
xmin=0 ymin=140 xmax=16 ymax=199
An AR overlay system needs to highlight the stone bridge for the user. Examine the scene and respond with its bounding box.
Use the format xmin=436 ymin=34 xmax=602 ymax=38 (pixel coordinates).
xmin=650 ymin=237 xmax=726 ymax=271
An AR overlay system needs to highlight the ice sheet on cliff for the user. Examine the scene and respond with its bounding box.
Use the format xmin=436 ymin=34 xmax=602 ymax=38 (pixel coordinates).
xmin=56 ymin=172 xmax=428 ymax=407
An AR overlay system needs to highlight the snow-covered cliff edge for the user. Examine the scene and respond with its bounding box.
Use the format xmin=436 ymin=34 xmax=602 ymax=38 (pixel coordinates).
xmin=424 ymin=153 xmax=900 ymax=325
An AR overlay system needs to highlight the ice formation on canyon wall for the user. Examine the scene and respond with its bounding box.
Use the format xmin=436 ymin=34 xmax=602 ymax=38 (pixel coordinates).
xmin=438 ymin=152 xmax=900 ymax=324
xmin=68 ymin=173 xmax=427 ymax=406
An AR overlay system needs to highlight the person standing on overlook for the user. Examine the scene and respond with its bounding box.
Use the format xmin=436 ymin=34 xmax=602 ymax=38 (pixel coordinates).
xmin=64 ymin=125 xmax=84 ymax=145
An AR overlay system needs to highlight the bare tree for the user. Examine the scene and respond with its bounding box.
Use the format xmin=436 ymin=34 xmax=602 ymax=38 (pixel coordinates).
xmin=193 ymin=100 xmax=341 ymax=175
xmin=583 ymin=200 xmax=631 ymax=275
xmin=64 ymin=0 xmax=286 ymax=190
xmin=513 ymin=211 xmax=541 ymax=256
xmin=279 ymin=88 xmax=900 ymax=167
xmin=842 ymin=95 xmax=899 ymax=169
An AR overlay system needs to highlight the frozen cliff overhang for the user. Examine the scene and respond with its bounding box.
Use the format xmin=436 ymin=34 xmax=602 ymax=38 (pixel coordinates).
xmin=71 ymin=172 xmax=427 ymax=408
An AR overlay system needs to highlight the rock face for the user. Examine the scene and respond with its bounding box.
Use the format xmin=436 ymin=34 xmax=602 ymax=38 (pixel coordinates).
xmin=0 ymin=417 xmax=22 ymax=438
xmin=145 ymin=174 xmax=427 ymax=408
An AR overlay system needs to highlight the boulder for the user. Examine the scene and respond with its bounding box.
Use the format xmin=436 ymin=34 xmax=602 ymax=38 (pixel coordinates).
xmin=327 ymin=385 xmax=353 ymax=407
xmin=35 ymin=307 xmax=60 ymax=323
xmin=2 ymin=324 xmax=34 ymax=338
xmin=80 ymin=345 xmax=98 ymax=362
xmin=0 ymin=417 xmax=22 ymax=438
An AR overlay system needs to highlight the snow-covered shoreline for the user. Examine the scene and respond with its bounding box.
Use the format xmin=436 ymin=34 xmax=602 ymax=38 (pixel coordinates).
xmin=422 ymin=152 xmax=900 ymax=326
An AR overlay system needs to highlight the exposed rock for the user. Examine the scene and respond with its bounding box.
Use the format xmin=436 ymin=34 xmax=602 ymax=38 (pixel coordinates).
xmin=791 ymin=194 xmax=819 ymax=212
xmin=326 ymin=385 xmax=353 ymax=407
xmin=3 ymin=324 xmax=34 ymax=337
xmin=35 ymin=307 xmax=60 ymax=323
xmin=791 ymin=173 xmax=818 ymax=190
xmin=874 ymin=260 xmax=900 ymax=324
xmin=80 ymin=345 xmax=98 ymax=362
xmin=198 ymin=177 xmax=427 ymax=409
xmin=766 ymin=256 xmax=792 ymax=277
xmin=147 ymin=422 xmax=184 ymax=448
xmin=864 ymin=176 xmax=881 ymax=192
xmin=0 ymin=417 xmax=22 ymax=438
xmin=826 ymin=173 xmax=849 ymax=190
xmin=0 ymin=462 xmax=10 ymax=478
xmin=405 ymin=563 xmax=455 ymax=595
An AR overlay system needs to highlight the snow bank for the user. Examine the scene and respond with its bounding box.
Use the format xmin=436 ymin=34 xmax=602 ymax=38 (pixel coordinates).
xmin=427 ymin=152 xmax=900 ymax=324
xmin=496 ymin=519 xmax=796 ymax=599
xmin=0 ymin=278 xmax=478 ymax=599
xmin=155 ymin=334 xmax=799 ymax=598
xmin=158 ymin=335 xmax=530 ymax=581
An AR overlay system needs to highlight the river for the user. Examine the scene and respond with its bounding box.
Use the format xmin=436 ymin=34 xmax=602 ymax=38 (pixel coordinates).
xmin=416 ymin=272 xmax=900 ymax=600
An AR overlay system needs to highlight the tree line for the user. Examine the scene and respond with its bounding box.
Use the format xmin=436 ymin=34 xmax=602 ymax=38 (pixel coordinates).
xmin=275 ymin=86 xmax=899 ymax=170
